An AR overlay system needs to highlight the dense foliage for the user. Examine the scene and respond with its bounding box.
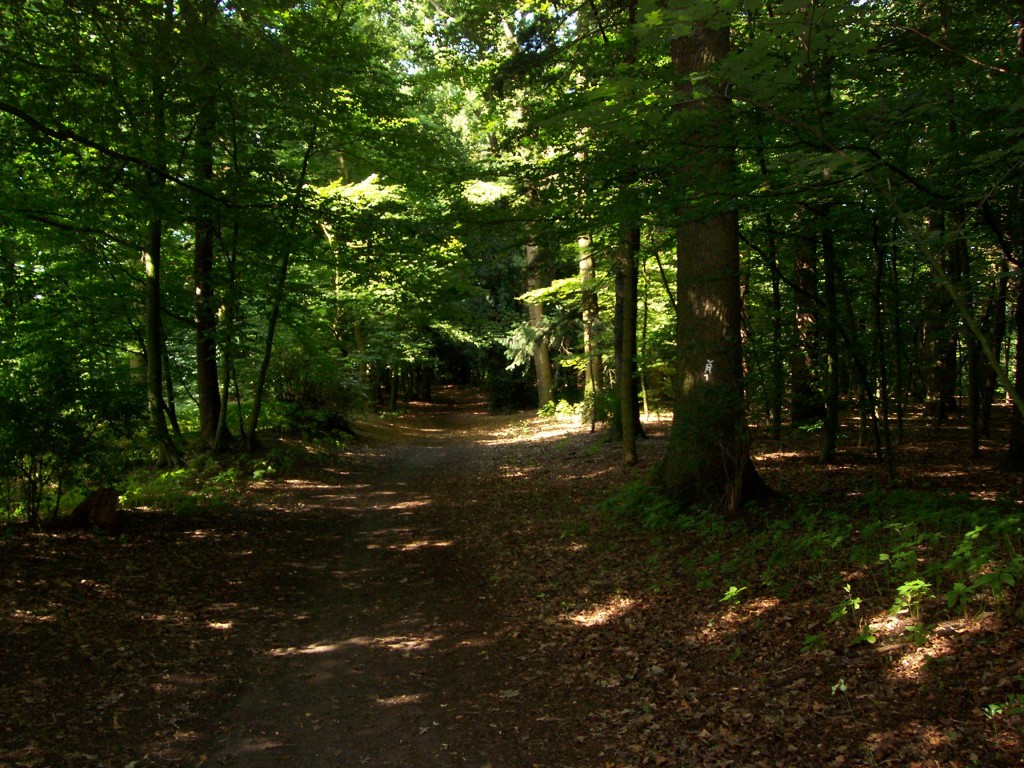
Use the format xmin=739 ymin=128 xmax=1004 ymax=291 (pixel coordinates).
xmin=1 ymin=0 xmax=1023 ymax=520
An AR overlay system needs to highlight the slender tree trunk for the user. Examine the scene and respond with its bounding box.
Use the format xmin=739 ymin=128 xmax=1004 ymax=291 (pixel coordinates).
xmin=791 ymin=224 xmax=823 ymax=425
xmin=525 ymin=240 xmax=554 ymax=407
xmin=143 ymin=216 xmax=180 ymax=467
xmin=922 ymin=213 xmax=957 ymax=424
xmin=820 ymin=222 xmax=840 ymax=463
xmin=1008 ymin=275 xmax=1024 ymax=469
xmin=143 ymin=16 xmax=181 ymax=467
xmin=579 ymin=234 xmax=602 ymax=399
xmin=187 ymin=0 xmax=223 ymax=448
xmin=616 ymin=227 xmax=641 ymax=465
xmin=872 ymin=218 xmax=896 ymax=484
xmin=766 ymin=217 xmax=784 ymax=440
xmin=246 ymin=131 xmax=316 ymax=449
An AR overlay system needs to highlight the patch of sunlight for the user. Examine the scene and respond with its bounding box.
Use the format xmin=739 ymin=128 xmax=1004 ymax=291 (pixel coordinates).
xmin=758 ymin=450 xmax=804 ymax=460
xmin=207 ymin=621 xmax=234 ymax=631
xmin=715 ymin=596 xmax=782 ymax=630
xmin=689 ymin=596 xmax=783 ymax=643
xmin=392 ymin=499 xmax=431 ymax=510
xmin=498 ymin=464 xmax=536 ymax=478
xmin=566 ymin=595 xmax=636 ymax=627
xmin=398 ymin=538 xmax=453 ymax=552
xmin=376 ymin=693 xmax=424 ymax=705
xmin=269 ymin=641 xmax=340 ymax=657
xmin=339 ymin=634 xmax=442 ymax=652
xmin=11 ymin=609 xmax=56 ymax=623
xmin=881 ymin=616 xmax=968 ymax=682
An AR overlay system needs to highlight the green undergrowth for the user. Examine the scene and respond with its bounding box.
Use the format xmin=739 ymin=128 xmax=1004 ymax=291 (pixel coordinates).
xmin=122 ymin=434 xmax=350 ymax=515
xmin=603 ymin=481 xmax=1024 ymax=640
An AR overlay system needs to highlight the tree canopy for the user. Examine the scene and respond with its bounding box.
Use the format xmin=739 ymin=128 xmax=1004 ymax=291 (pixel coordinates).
xmin=2 ymin=0 xmax=1023 ymax=521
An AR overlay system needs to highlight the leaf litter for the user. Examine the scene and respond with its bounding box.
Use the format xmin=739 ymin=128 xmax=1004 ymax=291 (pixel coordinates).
xmin=1 ymin=391 xmax=1022 ymax=766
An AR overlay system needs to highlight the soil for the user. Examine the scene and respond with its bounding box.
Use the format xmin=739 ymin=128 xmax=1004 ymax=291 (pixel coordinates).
xmin=1 ymin=387 xmax=1023 ymax=767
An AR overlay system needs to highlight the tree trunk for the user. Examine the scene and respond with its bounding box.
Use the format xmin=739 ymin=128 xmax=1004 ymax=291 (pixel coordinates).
xmin=820 ymin=222 xmax=840 ymax=463
xmin=616 ymin=227 xmax=642 ymax=465
xmin=187 ymin=0 xmax=223 ymax=448
xmin=142 ymin=217 xmax=180 ymax=467
xmin=525 ymin=241 xmax=554 ymax=407
xmin=245 ymin=131 xmax=317 ymax=449
xmin=921 ymin=213 xmax=957 ymax=424
xmin=658 ymin=24 xmax=768 ymax=513
xmin=1008 ymin=274 xmax=1024 ymax=469
xmin=142 ymin=23 xmax=181 ymax=467
xmin=790 ymin=224 xmax=823 ymax=425
xmin=579 ymin=234 xmax=602 ymax=399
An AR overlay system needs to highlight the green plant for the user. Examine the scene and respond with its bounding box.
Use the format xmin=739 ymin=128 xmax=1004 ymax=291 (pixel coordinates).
xmin=890 ymin=578 xmax=932 ymax=622
xmin=720 ymin=585 xmax=747 ymax=605
xmin=982 ymin=693 xmax=1024 ymax=719
xmin=801 ymin=633 xmax=827 ymax=653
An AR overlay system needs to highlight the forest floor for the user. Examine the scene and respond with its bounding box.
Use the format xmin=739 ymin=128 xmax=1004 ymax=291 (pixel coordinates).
xmin=2 ymin=387 xmax=1023 ymax=767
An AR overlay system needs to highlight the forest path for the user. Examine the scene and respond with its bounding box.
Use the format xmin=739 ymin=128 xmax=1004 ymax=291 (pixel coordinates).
xmin=199 ymin=389 xmax=588 ymax=766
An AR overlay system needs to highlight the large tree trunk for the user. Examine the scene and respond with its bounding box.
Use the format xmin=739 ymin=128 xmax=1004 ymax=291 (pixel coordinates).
xmin=658 ymin=24 xmax=768 ymax=513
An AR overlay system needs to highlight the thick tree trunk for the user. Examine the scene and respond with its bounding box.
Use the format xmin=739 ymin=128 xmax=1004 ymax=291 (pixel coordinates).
xmin=658 ymin=25 xmax=768 ymax=513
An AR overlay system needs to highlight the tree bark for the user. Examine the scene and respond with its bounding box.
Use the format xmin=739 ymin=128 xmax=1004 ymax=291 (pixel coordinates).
xmin=790 ymin=223 xmax=823 ymax=425
xmin=658 ymin=24 xmax=768 ymax=513
xmin=579 ymin=234 xmax=602 ymax=399
xmin=142 ymin=217 xmax=180 ymax=467
xmin=525 ymin=240 xmax=554 ymax=407
xmin=143 ymin=9 xmax=181 ymax=467
xmin=186 ymin=0 xmax=223 ymax=448
xmin=819 ymin=222 xmax=840 ymax=463
xmin=615 ymin=227 xmax=642 ymax=465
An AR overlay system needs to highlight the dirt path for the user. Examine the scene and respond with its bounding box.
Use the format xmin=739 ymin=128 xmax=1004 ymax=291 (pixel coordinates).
xmin=198 ymin=394 xmax=590 ymax=766
xmin=5 ymin=391 xmax=1023 ymax=768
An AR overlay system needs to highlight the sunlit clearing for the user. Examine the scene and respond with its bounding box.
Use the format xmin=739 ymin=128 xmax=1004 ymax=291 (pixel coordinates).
xmin=376 ymin=693 xmax=423 ymax=705
xmin=269 ymin=641 xmax=340 ymax=657
xmin=207 ymin=621 xmax=234 ymax=631
xmin=567 ymin=595 xmax=636 ymax=627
